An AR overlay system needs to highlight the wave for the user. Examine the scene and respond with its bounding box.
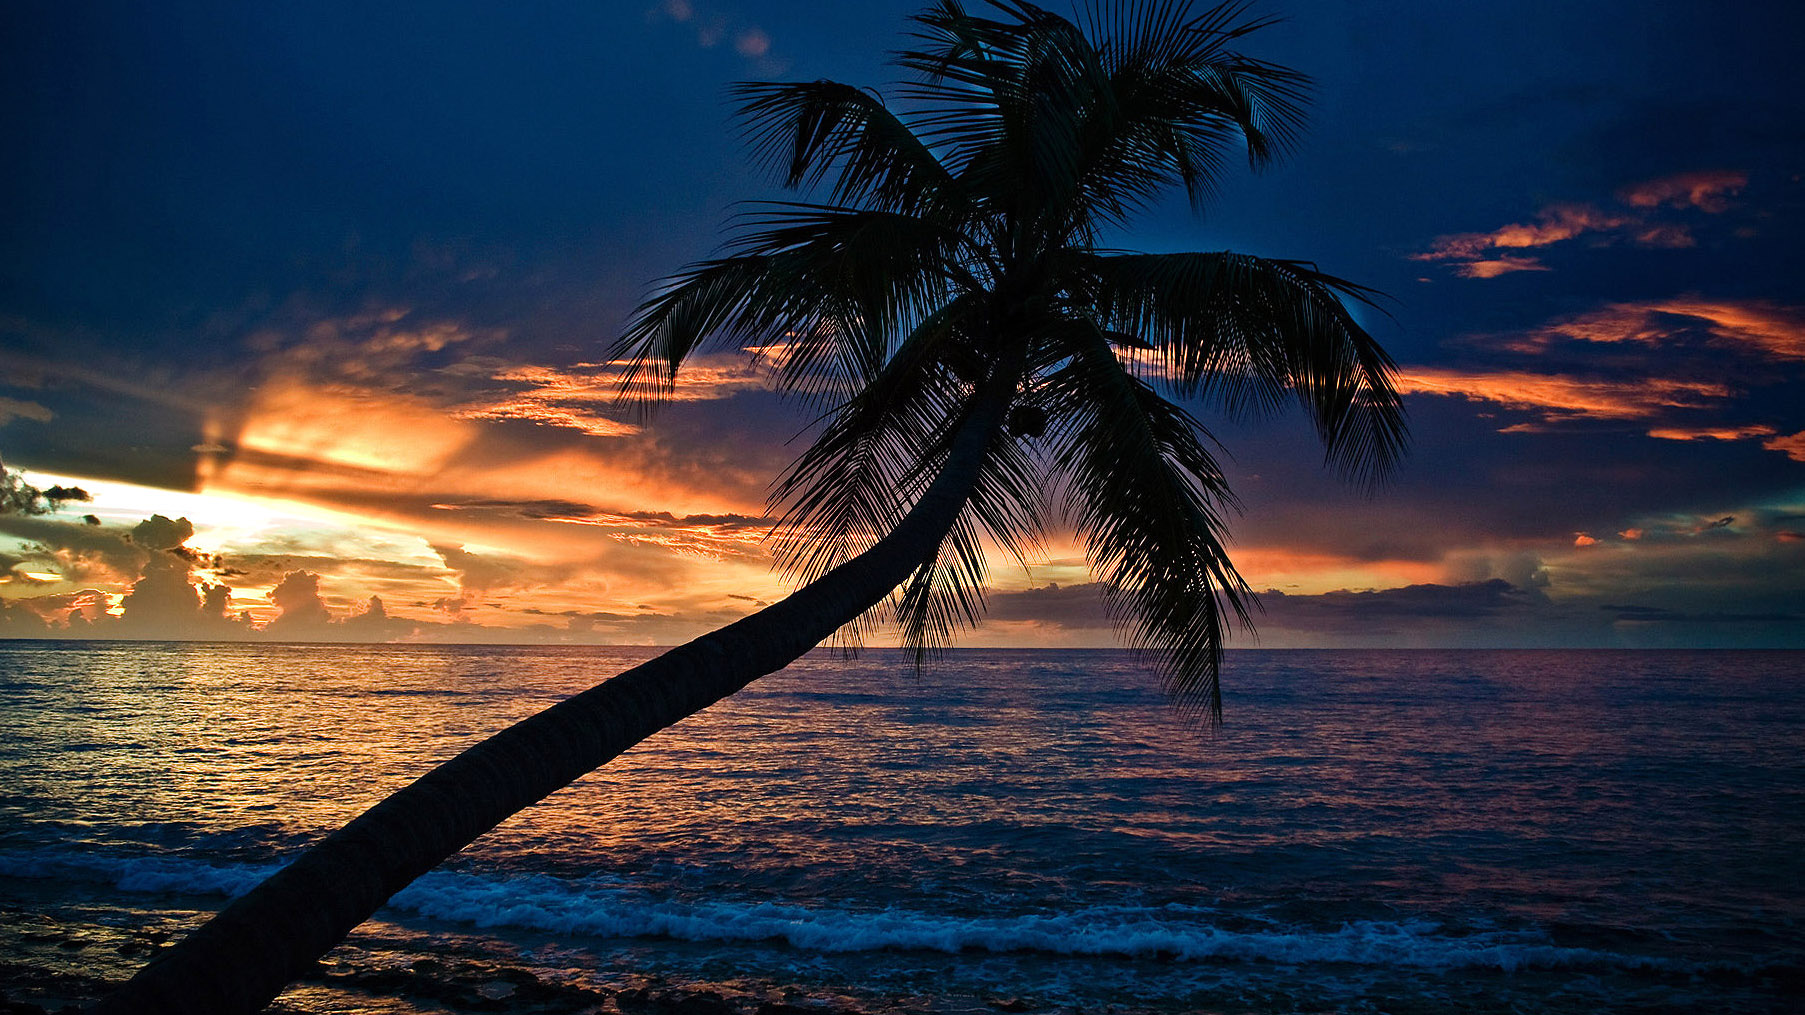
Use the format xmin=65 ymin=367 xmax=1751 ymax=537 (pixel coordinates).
xmin=0 ymin=848 xmax=1676 ymax=973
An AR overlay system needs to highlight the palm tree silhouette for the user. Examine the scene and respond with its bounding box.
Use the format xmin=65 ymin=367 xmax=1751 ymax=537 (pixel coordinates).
xmin=97 ymin=3 xmax=1405 ymax=1011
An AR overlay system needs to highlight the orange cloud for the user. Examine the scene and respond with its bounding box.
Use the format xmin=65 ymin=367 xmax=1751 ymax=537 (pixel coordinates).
xmin=1456 ymin=256 xmax=1548 ymax=279
xmin=1646 ymin=299 xmax=1805 ymax=360
xmin=1223 ymin=546 xmax=1444 ymax=596
xmin=1618 ymin=170 xmax=1747 ymax=212
xmin=1489 ymin=203 xmax=1631 ymax=249
xmin=454 ymin=355 xmax=777 ymax=436
xmin=1416 ymin=170 xmax=1748 ymax=277
xmin=233 ymin=379 xmax=479 ymax=479
xmin=1763 ymin=431 xmax=1805 ymax=462
xmin=1645 ymin=424 xmax=1778 ymax=442
xmin=1417 ymin=203 xmax=1631 ymax=264
xmin=1573 ymin=533 xmax=1598 ymax=547
xmin=1394 ymin=367 xmax=1730 ymax=421
xmin=1632 ymin=224 xmax=1695 ymax=249
xmin=1534 ymin=299 xmax=1805 ymax=361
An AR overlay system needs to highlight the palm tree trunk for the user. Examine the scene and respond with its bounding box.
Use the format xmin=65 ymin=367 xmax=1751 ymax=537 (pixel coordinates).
xmin=92 ymin=361 xmax=1022 ymax=1015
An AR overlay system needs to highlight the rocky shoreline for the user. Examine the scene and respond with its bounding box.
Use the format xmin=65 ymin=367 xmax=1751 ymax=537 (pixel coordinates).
xmin=0 ymin=956 xmax=903 ymax=1015
xmin=2 ymin=939 xmax=1042 ymax=1015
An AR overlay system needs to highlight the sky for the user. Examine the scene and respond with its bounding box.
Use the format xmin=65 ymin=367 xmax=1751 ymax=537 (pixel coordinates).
xmin=2 ymin=0 xmax=1802 ymax=648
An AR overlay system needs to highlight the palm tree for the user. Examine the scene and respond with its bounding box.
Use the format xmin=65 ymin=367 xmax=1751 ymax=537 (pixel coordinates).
xmin=95 ymin=2 xmax=1405 ymax=1011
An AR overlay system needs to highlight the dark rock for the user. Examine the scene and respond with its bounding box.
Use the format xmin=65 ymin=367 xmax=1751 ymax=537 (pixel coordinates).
xmin=987 ymin=999 xmax=1030 ymax=1012
xmin=666 ymin=991 xmax=735 ymax=1015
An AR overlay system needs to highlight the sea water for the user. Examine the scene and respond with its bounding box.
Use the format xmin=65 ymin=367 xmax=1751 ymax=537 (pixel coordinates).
xmin=0 ymin=644 xmax=1800 ymax=1013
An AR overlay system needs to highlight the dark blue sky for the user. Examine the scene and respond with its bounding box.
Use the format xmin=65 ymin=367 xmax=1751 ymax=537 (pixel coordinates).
xmin=3 ymin=1 xmax=1802 ymax=646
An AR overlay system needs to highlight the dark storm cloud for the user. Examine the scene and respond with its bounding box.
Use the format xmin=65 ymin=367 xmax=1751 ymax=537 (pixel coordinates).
xmin=131 ymin=515 xmax=195 ymax=552
xmin=984 ymin=582 xmax=1113 ymax=629
xmin=428 ymin=499 xmax=769 ymax=531
xmin=0 ymin=515 xmax=145 ymax=577
xmin=982 ymin=578 xmax=1575 ymax=646
xmin=267 ymin=571 xmax=332 ymax=631
xmin=1258 ymin=579 xmax=1544 ymax=625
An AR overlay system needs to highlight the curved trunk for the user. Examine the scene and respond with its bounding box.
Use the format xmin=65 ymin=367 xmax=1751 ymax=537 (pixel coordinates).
xmin=94 ymin=367 xmax=1020 ymax=1015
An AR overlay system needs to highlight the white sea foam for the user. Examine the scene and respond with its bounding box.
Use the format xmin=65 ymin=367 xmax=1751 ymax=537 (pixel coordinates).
xmin=0 ymin=848 xmax=1669 ymax=973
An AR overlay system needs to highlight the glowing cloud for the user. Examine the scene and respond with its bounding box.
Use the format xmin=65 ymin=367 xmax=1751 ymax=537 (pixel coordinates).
xmin=1764 ymin=431 xmax=1805 ymax=462
xmin=1645 ymin=424 xmax=1778 ymax=442
xmin=1537 ymin=299 xmax=1805 ymax=361
xmin=1415 ymin=169 xmax=1748 ymax=277
xmin=1455 ymin=256 xmax=1548 ymax=278
xmin=1618 ymin=170 xmax=1748 ymax=212
xmin=455 ymin=356 xmax=774 ymax=437
xmin=234 ymin=379 xmax=479 ymax=479
xmin=1394 ymin=368 xmax=1729 ymax=422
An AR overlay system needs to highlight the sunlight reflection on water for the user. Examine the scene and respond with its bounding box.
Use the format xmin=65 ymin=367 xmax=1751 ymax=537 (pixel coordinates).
xmin=2 ymin=644 xmax=1801 ymax=1012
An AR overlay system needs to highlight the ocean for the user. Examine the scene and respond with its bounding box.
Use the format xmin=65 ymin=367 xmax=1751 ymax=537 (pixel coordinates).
xmin=0 ymin=643 xmax=1800 ymax=1013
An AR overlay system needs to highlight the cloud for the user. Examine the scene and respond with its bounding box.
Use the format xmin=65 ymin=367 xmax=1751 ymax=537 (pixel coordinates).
xmin=649 ymin=0 xmax=783 ymax=72
xmin=734 ymin=28 xmax=771 ymax=58
xmin=248 ymin=308 xmax=501 ymax=387
xmin=1535 ymin=299 xmax=1805 ymax=361
xmin=1415 ymin=203 xmax=1633 ymax=273
xmin=1415 ymin=169 xmax=1748 ymax=277
xmin=1394 ymin=367 xmax=1730 ymax=422
xmin=0 ymin=514 xmax=146 ymax=579
xmin=230 ymin=377 xmax=482 ymax=481
xmin=1618 ymin=170 xmax=1748 ymax=212
xmin=1262 ymin=578 xmax=1543 ymax=622
xmin=1456 ymin=256 xmax=1548 ymax=279
xmin=0 ymin=397 xmax=53 ymax=426
xmin=1430 ymin=203 xmax=1633 ymax=259
xmin=1764 ymin=431 xmax=1805 ymax=462
xmin=432 ymin=543 xmax=526 ymax=595
xmin=268 ymin=570 xmax=332 ymax=630
xmin=453 ymin=356 xmax=773 ymax=438
xmin=984 ymin=581 xmax=1111 ymax=629
xmin=117 ymin=550 xmax=204 ymax=627
xmin=340 ymin=594 xmax=415 ymax=639
xmin=1646 ymin=424 xmax=1778 ymax=442
xmin=131 ymin=514 xmax=195 ymax=551
xmin=977 ymin=577 xmax=1559 ymax=645
xmin=0 ymin=509 xmax=257 ymax=638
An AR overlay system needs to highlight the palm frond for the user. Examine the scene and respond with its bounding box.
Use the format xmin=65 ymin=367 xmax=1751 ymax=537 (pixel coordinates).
xmin=1075 ymin=1 xmax=1310 ymax=219
xmin=1041 ymin=318 xmax=1253 ymax=720
xmin=1069 ymin=249 xmax=1407 ymax=485
xmin=897 ymin=1 xmax=1305 ymax=232
xmin=896 ymin=1 xmax=1114 ymax=217
xmin=886 ymin=372 xmax=1045 ymax=664
xmin=769 ymin=295 xmax=983 ymax=584
xmin=734 ymin=79 xmax=963 ymax=214
xmin=613 ymin=204 xmax=971 ymax=406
